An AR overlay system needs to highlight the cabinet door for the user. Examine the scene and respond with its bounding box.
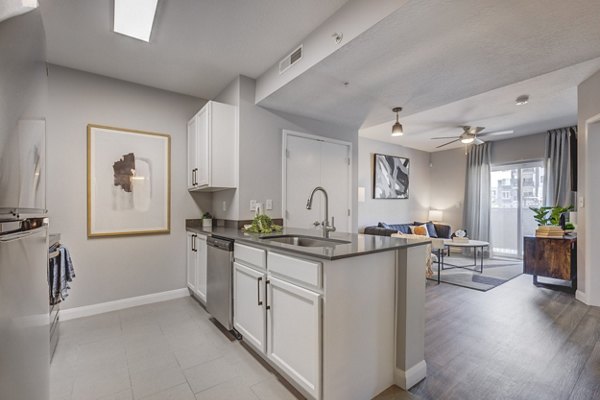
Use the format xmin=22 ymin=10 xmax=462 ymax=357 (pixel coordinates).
xmin=267 ymin=276 xmax=321 ymax=399
xmin=233 ymin=262 xmax=266 ymax=352
xmin=186 ymin=233 xmax=197 ymax=292
xmin=187 ymin=117 xmax=198 ymax=190
xmin=195 ymin=235 xmax=207 ymax=303
xmin=196 ymin=105 xmax=210 ymax=187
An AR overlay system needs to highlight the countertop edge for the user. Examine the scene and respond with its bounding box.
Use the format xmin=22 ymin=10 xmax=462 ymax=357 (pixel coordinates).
xmin=185 ymin=225 xmax=431 ymax=261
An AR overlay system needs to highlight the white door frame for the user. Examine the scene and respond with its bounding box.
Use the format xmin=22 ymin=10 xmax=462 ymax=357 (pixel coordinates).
xmin=580 ymin=113 xmax=600 ymax=306
xmin=282 ymin=129 xmax=353 ymax=230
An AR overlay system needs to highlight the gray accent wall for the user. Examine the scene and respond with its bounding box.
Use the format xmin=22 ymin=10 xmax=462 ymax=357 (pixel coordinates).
xmin=358 ymin=137 xmax=431 ymax=231
xmin=46 ymin=65 xmax=208 ymax=309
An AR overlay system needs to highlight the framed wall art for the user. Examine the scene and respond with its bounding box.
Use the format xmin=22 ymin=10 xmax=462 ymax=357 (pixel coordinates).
xmin=373 ymin=153 xmax=409 ymax=199
xmin=87 ymin=124 xmax=171 ymax=237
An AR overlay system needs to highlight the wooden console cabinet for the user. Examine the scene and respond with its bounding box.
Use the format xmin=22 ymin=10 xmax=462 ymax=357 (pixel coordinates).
xmin=523 ymin=236 xmax=577 ymax=288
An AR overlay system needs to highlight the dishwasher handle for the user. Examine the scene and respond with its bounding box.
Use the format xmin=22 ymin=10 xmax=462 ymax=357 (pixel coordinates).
xmin=207 ymin=236 xmax=233 ymax=251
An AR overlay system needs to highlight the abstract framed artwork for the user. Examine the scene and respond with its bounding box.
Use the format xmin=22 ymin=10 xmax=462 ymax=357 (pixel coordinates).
xmin=373 ymin=153 xmax=409 ymax=199
xmin=87 ymin=124 xmax=170 ymax=237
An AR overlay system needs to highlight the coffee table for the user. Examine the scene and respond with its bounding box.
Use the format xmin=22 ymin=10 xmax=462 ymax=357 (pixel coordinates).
xmin=439 ymin=239 xmax=490 ymax=273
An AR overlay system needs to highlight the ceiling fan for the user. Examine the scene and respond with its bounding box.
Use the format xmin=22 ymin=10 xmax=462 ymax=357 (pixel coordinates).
xmin=431 ymin=126 xmax=514 ymax=149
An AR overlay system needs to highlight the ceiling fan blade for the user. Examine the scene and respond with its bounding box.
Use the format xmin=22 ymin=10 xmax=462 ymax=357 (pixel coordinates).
xmin=473 ymin=138 xmax=485 ymax=145
xmin=478 ymin=129 xmax=514 ymax=137
xmin=431 ymin=136 xmax=460 ymax=140
xmin=436 ymin=138 xmax=461 ymax=149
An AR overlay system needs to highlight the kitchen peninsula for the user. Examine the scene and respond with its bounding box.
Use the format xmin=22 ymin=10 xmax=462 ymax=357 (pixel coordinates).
xmin=186 ymin=220 xmax=429 ymax=400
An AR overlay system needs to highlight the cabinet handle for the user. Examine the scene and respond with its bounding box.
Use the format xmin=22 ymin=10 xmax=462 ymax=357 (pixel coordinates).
xmin=257 ymin=277 xmax=263 ymax=306
xmin=192 ymin=235 xmax=196 ymax=252
xmin=265 ymin=279 xmax=271 ymax=310
xmin=192 ymin=168 xmax=197 ymax=186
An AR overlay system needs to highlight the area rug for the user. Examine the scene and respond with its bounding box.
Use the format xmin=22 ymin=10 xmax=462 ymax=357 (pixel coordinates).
xmin=429 ymin=256 xmax=523 ymax=291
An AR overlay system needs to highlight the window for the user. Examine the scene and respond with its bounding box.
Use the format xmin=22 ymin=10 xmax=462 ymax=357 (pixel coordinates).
xmin=502 ymin=191 xmax=511 ymax=199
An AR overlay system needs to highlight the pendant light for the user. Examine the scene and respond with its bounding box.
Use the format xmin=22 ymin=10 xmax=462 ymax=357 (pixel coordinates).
xmin=391 ymin=107 xmax=403 ymax=136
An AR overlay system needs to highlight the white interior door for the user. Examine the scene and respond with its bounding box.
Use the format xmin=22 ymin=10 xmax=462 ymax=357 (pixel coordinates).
xmin=284 ymin=132 xmax=351 ymax=232
xmin=320 ymin=141 xmax=350 ymax=233
xmin=285 ymin=135 xmax=321 ymax=229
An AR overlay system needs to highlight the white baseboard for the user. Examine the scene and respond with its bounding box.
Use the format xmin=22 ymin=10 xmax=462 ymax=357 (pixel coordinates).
xmin=395 ymin=360 xmax=427 ymax=390
xmin=61 ymin=288 xmax=190 ymax=321
xmin=576 ymin=289 xmax=588 ymax=305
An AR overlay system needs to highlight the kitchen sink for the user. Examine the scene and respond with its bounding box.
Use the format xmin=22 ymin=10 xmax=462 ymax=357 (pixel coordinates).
xmin=259 ymin=234 xmax=350 ymax=247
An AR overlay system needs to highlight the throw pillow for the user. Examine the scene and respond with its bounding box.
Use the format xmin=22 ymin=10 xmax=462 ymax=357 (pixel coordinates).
xmin=414 ymin=221 xmax=438 ymax=238
xmin=410 ymin=224 xmax=430 ymax=237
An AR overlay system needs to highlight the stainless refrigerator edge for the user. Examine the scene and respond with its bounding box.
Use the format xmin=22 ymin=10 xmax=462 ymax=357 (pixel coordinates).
xmin=0 ymin=5 xmax=50 ymax=400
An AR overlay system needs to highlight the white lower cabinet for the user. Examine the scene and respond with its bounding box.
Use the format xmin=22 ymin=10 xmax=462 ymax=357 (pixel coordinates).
xmin=186 ymin=232 xmax=207 ymax=303
xmin=233 ymin=262 xmax=266 ymax=352
xmin=233 ymin=247 xmax=322 ymax=399
xmin=186 ymin=232 xmax=197 ymax=292
xmin=267 ymin=275 xmax=321 ymax=400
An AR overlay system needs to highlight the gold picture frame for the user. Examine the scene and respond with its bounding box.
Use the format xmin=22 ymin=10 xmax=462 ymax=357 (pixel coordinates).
xmin=87 ymin=124 xmax=171 ymax=238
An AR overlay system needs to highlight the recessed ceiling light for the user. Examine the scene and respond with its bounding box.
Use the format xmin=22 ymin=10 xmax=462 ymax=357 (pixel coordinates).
xmin=515 ymin=94 xmax=529 ymax=106
xmin=114 ymin=0 xmax=158 ymax=42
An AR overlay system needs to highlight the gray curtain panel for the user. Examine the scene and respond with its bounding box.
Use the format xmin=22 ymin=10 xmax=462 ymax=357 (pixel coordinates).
xmin=463 ymin=142 xmax=492 ymax=242
xmin=545 ymin=127 xmax=576 ymax=207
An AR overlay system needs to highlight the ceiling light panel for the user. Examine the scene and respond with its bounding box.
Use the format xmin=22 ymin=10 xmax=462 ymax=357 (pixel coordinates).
xmin=113 ymin=0 xmax=158 ymax=42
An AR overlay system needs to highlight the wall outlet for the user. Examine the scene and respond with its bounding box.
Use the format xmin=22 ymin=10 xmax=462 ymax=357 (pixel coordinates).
xmin=222 ymin=201 xmax=227 ymax=212
xmin=266 ymin=199 xmax=273 ymax=210
xmin=250 ymin=200 xmax=257 ymax=211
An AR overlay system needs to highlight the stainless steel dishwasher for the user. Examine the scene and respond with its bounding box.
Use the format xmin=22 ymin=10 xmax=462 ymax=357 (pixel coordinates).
xmin=206 ymin=235 xmax=237 ymax=335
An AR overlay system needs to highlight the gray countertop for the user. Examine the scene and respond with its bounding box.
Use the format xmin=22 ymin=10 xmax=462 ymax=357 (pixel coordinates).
xmin=186 ymin=221 xmax=430 ymax=261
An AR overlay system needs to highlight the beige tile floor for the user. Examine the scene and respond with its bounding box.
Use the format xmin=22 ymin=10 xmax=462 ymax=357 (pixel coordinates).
xmin=50 ymin=296 xmax=303 ymax=400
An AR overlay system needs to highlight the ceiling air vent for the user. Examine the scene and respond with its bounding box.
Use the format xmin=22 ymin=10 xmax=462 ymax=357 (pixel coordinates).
xmin=279 ymin=45 xmax=303 ymax=75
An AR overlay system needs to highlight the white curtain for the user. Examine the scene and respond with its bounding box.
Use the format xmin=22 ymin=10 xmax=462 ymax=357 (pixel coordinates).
xmin=545 ymin=127 xmax=576 ymax=207
xmin=464 ymin=142 xmax=492 ymax=242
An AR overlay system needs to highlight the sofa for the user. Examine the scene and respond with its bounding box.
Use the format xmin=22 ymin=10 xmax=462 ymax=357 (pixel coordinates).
xmin=363 ymin=221 xmax=452 ymax=239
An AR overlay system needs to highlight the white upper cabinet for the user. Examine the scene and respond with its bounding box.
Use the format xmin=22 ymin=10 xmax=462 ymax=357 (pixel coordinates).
xmin=187 ymin=101 xmax=236 ymax=191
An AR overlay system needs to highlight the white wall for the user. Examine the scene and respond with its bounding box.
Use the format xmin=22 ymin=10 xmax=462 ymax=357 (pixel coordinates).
xmin=358 ymin=137 xmax=431 ymax=231
xmin=577 ymin=68 xmax=600 ymax=306
xmin=429 ymin=148 xmax=465 ymax=232
xmin=46 ymin=65 xmax=208 ymax=309
xmin=427 ymin=133 xmax=548 ymax=232
xmin=211 ymin=75 xmax=359 ymax=232
xmin=490 ymin=133 xmax=545 ymax=165
xmin=211 ymin=78 xmax=240 ymax=221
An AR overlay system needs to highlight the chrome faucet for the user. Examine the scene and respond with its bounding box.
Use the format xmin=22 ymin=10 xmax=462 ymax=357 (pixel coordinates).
xmin=306 ymin=186 xmax=336 ymax=238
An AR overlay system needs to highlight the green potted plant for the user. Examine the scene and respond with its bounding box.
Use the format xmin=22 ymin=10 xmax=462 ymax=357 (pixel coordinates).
xmin=530 ymin=206 xmax=574 ymax=226
xmin=530 ymin=205 xmax=574 ymax=237
xmin=202 ymin=212 xmax=213 ymax=228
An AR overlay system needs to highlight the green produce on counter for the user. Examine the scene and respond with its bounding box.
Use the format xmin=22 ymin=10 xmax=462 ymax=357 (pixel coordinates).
xmin=243 ymin=214 xmax=282 ymax=234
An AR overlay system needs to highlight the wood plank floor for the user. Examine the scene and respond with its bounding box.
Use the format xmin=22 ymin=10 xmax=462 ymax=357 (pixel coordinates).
xmin=379 ymin=274 xmax=600 ymax=400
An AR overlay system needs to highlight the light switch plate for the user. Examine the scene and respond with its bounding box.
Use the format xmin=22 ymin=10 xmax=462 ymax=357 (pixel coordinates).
xmin=250 ymin=200 xmax=257 ymax=211
xmin=579 ymin=195 xmax=585 ymax=208
xmin=222 ymin=201 xmax=227 ymax=211
xmin=266 ymin=199 xmax=273 ymax=210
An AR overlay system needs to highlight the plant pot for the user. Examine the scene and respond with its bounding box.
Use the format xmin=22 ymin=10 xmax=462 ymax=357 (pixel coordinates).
xmin=202 ymin=219 xmax=213 ymax=229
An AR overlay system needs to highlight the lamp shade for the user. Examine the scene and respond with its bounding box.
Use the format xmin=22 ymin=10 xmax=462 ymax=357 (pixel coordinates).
xmin=428 ymin=209 xmax=443 ymax=222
